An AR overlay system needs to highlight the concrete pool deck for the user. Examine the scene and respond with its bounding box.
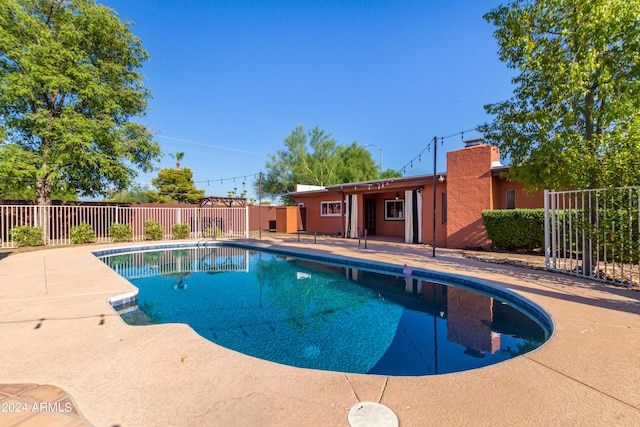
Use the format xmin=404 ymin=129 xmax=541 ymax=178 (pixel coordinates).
xmin=0 ymin=235 xmax=639 ymax=427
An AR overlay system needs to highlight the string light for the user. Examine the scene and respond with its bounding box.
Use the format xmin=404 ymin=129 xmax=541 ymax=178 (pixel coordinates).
xmin=397 ymin=127 xmax=480 ymax=176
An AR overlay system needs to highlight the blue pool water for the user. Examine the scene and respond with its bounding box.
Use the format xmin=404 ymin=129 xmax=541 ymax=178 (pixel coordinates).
xmin=98 ymin=244 xmax=552 ymax=376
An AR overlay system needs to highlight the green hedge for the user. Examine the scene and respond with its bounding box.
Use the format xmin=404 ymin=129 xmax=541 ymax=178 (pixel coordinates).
xmin=482 ymin=209 xmax=545 ymax=250
xmin=484 ymin=206 xmax=640 ymax=262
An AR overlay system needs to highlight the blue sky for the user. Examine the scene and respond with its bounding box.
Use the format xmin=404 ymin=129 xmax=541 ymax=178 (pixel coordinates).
xmin=98 ymin=0 xmax=513 ymax=201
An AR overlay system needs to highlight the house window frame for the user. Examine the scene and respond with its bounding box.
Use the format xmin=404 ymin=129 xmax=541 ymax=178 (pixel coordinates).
xmin=384 ymin=198 xmax=404 ymax=221
xmin=505 ymin=189 xmax=516 ymax=209
xmin=320 ymin=201 xmax=342 ymax=217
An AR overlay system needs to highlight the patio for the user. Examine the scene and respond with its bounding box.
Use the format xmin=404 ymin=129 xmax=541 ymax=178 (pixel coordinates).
xmin=0 ymin=235 xmax=639 ymax=426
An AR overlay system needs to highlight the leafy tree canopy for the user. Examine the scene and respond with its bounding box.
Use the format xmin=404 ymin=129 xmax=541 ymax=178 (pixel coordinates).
xmin=104 ymin=184 xmax=155 ymax=203
xmin=480 ymin=0 xmax=640 ymax=191
xmin=380 ymin=168 xmax=403 ymax=179
xmin=258 ymin=125 xmax=395 ymax=204
xmin=0 ymin=180 xmax=78 ymax=201
xmin=335 ymin=142 xmax=380 ymax=183
xmin=0 ymin=0 xmax=161 ymax=205
xmin=149 ymin=167 xmax=205 ymax=204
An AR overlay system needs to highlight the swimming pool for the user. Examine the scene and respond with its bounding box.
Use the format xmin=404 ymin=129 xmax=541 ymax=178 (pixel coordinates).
xmin=96 ymin=242 xmax=553 ymax=376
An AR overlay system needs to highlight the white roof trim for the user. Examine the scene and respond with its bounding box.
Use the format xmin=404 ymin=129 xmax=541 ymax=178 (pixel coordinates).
xmin=294 ymin=184 xmax=326 ymax=192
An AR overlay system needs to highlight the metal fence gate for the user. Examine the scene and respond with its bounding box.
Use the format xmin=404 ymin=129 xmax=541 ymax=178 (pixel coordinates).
xmin=0 ymin=205 xmax=249 ymax=248
xmin=544 ymin=187 xmax=640 ymax=289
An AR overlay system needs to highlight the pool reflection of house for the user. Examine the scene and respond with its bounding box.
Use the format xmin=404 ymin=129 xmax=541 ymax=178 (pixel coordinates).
xmin=342 ymin=266 xmax=547 ymax=353
xmin=447 ymin=287 xmax=500 ymax=355
xmin=400 ymin=276 xmax=501 ymax=356
xmin=289 ymin=142 xmax=544 ymax=249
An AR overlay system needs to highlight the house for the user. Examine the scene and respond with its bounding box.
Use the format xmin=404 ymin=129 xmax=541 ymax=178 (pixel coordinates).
xmin=289 ymin=143 xmax=544 ymax=249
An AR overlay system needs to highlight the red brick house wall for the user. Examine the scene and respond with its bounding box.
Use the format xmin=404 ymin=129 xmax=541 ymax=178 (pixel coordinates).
xmin=446 ymin=144 xmax=500 ymax=249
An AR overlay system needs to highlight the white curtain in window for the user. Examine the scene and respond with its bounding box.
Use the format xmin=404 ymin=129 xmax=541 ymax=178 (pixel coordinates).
xmin=404 ymin=190 xmax=423 ymax=243
xmin=344 ymin=194 xmax=359 ymax=238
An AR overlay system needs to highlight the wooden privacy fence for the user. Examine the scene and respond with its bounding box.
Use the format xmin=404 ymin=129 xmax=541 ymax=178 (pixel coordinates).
xmin=0 ymin=204 xmax=248 ymax=248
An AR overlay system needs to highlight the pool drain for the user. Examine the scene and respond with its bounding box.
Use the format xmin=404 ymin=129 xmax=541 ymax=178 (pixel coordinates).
xmin=347 ymin=402 xmax=398 ymax=427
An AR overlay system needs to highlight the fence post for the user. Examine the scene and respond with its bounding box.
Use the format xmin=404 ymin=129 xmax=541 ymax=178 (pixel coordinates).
xmin=544 ymin=189 xmax=549 ymax=270
xmin=551 ymin=191 xmax=557 ymax=269
xmin=245 ymin=206 xmax=249 ymax=238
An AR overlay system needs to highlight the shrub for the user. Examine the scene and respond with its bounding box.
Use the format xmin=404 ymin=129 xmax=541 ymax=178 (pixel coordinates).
xmin=172 ymin=222 xmax=190 ymax=239
xmin=9 ymin=226 xmax=44 ymax=247
xmin=144 ymin=219 xmax=164 ymax=240
xmin=203 ymin=226 xmax=221 ymax=238
xmin=109 ymin=223 xmax=133 ymax=242
xmin=70 ymin=222 xmax=95 ymax=244
xmin=482 ymin=209 xmax=545 ymax=251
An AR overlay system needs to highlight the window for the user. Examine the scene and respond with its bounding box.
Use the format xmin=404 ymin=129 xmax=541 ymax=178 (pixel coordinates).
xmin=506 ymin=189 xmax=516 ymax=209
xmin=442 ymin=193 xmax=447 ymax=224
xmin=385 ymin=199 xmax=404 ymax=220
xmin=321 ymin=201 xmax=342 ymax=216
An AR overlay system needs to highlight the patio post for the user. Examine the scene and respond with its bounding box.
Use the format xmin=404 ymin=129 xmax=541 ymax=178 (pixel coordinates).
xmin=432 ymin=136 xmax=438 ymax=257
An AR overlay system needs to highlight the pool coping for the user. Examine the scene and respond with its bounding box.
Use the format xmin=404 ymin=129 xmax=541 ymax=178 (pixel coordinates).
xmin=1 ymin=236 xmax=639 ymax=426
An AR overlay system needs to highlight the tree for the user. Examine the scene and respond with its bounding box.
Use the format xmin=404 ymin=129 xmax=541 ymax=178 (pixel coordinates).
xmin=481 ymin=0 xmax=640 ymax=191
xmin=0 ymin=184 xmax=77 ymax=201
xmin=149 ymin=168 xmax=205 ymax=204
xmin=169 ymin=151 xmax=184 ymax=169
xmin=0 ymin=0 xmax=161 ymax=205
xmin=104 ymin=184 xmax=155 ymax=203
xmin=257 ymin=125 xmax=383 ymax=203
xmin=258 ymin=126 xmax=337 ymax=203
xmin=335 ymin=142 xmax=380 ymax=183
xmin=380 ymin=169 xmax=403 ymax=179
xmin=227 ymin=184 xmax=247 ymax=199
